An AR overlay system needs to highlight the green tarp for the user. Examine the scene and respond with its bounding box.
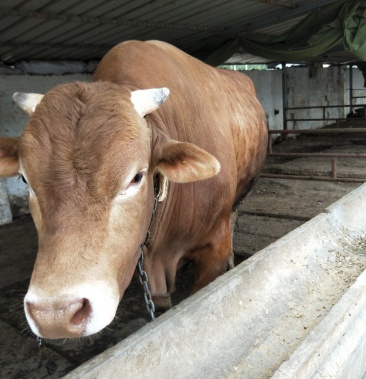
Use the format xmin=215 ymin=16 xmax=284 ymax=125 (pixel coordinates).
xmin=203 ymin=0 xmax=366 ymax=65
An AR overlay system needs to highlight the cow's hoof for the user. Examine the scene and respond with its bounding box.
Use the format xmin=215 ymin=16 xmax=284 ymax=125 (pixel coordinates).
xmin=152 ymin=295 xmax=172 ymax=310
xmin=227 ymin=253 xmax=235 ymax=270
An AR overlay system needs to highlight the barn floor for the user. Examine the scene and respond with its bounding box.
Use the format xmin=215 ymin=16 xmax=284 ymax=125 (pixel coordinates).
xmin=0 ymin=126 xmax=365 ymax=378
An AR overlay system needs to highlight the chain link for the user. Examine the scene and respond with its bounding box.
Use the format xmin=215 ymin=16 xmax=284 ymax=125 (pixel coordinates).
xmin=137 ymin=177 xmax=160 ymax=321
xmin=142 ymin=188 xmax=158 ymax=246
xmin=137 ymin=248 xmax=155 ymax=321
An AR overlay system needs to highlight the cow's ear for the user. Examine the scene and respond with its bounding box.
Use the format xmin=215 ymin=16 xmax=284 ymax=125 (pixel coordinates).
xmin=0 ymin=137 xmax=20 ymax=177
xmin=155 ymin=138 xmax=220 ymax=183
xmin=13 ymin=92 xmax=44 ymax=116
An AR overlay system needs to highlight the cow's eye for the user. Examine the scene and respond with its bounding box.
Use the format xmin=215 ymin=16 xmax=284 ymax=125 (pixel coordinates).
xmin=21 ymin=175 xmax=28 ymax=184
xmin=131 ymin=172 xmax=143 ymax=184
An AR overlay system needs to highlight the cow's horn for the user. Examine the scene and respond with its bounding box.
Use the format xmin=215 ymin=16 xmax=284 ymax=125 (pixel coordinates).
xmin=13 ymin=92 xmax=44 ymax=116
xmin=131 ymin=88 xmax=170 ymax=117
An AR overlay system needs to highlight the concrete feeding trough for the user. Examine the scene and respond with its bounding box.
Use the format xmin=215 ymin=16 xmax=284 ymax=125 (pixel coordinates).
xmin=66 ymin=183 xmax=366 ymax=379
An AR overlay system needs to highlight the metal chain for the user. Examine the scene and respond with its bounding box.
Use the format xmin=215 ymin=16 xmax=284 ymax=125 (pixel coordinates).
xmin=137 ymin=177 xmax=160 ymax=321
xmin=137 ymin=248 xmax=155 ymax=321
xmin=142 ymin=185 xmax=159 ymax=246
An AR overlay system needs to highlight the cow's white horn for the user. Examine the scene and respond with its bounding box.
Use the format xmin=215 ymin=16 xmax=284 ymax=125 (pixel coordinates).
xmin=13 ymin=92 xmax=44 ymax=116
xmin=131 ymin=88 xmax=170 ymax=117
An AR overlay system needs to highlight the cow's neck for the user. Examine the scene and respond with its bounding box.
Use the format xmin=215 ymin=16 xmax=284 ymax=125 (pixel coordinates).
xmin=141 ymin=174 xmax=160 ymax=247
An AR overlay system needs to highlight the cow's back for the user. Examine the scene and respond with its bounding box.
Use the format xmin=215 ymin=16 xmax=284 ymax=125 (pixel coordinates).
xmin=94 ymin=40 xmax=267 ymax=208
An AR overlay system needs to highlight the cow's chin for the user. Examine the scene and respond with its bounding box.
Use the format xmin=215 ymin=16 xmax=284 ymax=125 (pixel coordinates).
xmin=24 ymin=281 xmax=120 ymax=339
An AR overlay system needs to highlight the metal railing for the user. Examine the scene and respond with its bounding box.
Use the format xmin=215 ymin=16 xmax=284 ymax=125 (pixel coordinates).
xmin=261 ymin=128 xmax=366 ymax=183
xmin=284 ymin=104 xmax=366 ymax=129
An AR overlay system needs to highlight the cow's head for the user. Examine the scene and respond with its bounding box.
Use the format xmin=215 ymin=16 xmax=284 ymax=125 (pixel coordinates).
xmin=0 ymin=82 xmax=220 ymax=339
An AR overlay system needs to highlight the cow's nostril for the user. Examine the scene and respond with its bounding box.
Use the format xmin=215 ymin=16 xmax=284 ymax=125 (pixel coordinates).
xmin=70 ymin=298 xmax=91 ymax=326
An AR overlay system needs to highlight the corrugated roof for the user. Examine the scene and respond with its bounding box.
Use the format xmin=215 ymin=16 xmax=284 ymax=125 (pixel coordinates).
xmin=0 ymin=0 xmax=356 ymax=65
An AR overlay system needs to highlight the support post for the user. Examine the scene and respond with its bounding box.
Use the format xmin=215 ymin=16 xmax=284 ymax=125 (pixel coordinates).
xmin=282 ymin=62 xmax=288 ymax=131
xmin=349 ymin=64 xmax=353 ymax=114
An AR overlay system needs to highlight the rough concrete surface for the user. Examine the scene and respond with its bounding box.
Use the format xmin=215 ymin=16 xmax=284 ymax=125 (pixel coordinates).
xmin=0 ymin=130 xmax=364 ymax=378
xmin=65 ymin=182 xmax=366 ymax=379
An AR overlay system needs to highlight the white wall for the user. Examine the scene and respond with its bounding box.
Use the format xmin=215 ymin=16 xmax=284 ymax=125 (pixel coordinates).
xmin=244 ymin=69 xmax=283 ymax=131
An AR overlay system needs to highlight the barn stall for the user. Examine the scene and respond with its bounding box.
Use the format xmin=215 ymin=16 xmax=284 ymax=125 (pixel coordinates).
xmin=0 ymin=0 xmax=366 ymax=378
xmin=1 ymin=129 xmax=365 ymax=378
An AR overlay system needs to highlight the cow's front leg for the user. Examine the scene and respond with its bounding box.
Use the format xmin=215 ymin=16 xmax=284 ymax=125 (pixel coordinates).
xmin=152 ymin=295 xmax=172 ymax=310
xmin=228 ymin=209 xmax=238 ymax=270
xmin=143 ymin=253 xmax=178 ymax=310
xmin=190 ymin=220 xmax=232 ymax=294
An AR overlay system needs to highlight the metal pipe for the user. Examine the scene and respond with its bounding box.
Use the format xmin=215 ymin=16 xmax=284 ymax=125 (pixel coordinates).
xmin=350 ymin=64 xmax=353 ymax=113
xmin=331 ymin=157 xmax=337 ymax=179
xmin=282 ymin=62 xmax=287 ymax=131
xmin=268 ymin=152 xmax=366 ymax=158
xmin=268 ymin=134 xmax=273 ymax=153
xmin=286 ymin=105 xmax=364 ymax=110
xmin=268 ymin=128 xmax=366 ymax=135
xmin=260 ymin=173 xmax=365 ymax=183
xmin=284 ymin=118 xmax=366 ymax=122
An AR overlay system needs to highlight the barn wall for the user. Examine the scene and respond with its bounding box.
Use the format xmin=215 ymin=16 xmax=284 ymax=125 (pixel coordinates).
xmin=243 ymin=69 xmax=283 ymax=131
xmin=286 ymin=66 xmax=346 ymax=130
xmin=246 ymin=66 xmax=365 ymax=131
xmin=0 ymin=67 xmax=363 ymax=221
xmin=345 ymin=67 xmax=365 ymax=108
xmin=0 ymin=74 xmax=91 ymax=222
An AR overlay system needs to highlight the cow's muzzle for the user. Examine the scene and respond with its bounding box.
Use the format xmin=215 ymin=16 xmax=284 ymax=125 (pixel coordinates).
xmin=24 ymin=283 xmax=119 ymax=339
xmin=25 ymin=298 xmax=91 ymax=338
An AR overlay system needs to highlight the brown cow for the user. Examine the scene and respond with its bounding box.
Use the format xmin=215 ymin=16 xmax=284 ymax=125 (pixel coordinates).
xmin=0 ymin=40 xmax=267 ymax=339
